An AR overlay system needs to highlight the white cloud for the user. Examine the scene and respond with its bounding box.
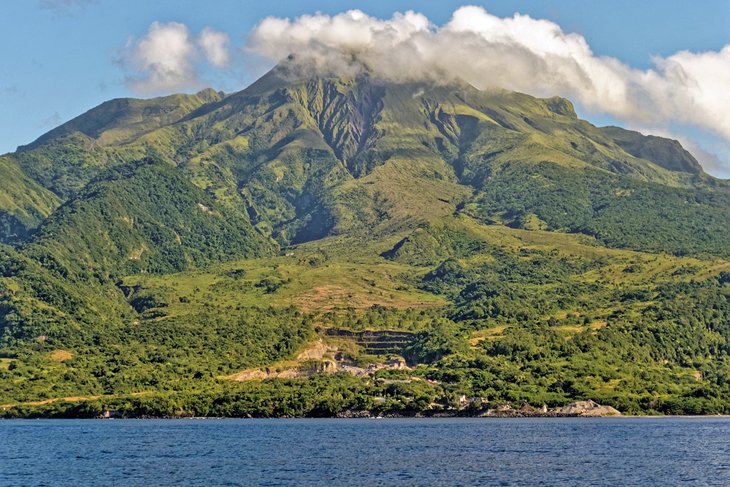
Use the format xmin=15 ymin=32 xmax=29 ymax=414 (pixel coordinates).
xmin=120 ymin=22 xmax=231 ymax=94
xmin=123 ymin=22 xmax=196 ymax=94
xmin=246 ymin=7 xmax=730 ymax=175
xmin=199 ymin=28 xmax=231 ymax=68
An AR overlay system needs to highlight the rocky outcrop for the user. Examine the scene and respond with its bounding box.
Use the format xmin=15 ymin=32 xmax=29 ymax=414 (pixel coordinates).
xmin=296 ymin=339 xmax=338 ymax=360
xmin=229 ymin=338 xmax=411 ymax=382
xmin=558 ymin=400 xmax=621 ymax=417
xmin=228 ymin=360 xmax=337 ymax=381
xmin=478 ymin=400 xmax=621 ymax=417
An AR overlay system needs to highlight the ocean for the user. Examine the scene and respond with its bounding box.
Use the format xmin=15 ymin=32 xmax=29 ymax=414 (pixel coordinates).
xmin=1 ymin=417 xmax=728 ymax=486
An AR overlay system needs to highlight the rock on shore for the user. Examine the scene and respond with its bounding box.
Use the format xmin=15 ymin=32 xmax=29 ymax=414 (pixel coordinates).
xmin=559 ymin=400 xmax=621 ymax=417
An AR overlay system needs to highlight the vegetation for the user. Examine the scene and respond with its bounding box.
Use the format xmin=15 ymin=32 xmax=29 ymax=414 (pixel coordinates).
xmin=467 ymin=162 xmax=730 ymax=258
xmin=1 ymin=63 xmax=730 ymax=417
xmin=0 ymin=155 xmax=60 ymax=243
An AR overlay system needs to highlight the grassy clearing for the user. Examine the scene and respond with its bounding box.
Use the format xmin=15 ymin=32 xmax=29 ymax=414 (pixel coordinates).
xmin=0 ymin=358 xmax=12 ymax=371
xmin=468 ymin=325 xmax=508 ymax=346
xmin=124 ymin=250 xmax=446 ymax=318
xmin=48 ymin=350 xmax=73 ymax=362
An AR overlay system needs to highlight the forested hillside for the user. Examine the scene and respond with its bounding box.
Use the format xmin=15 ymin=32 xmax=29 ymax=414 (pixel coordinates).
xmin=1 ymin=60 xmax=729 ymax=417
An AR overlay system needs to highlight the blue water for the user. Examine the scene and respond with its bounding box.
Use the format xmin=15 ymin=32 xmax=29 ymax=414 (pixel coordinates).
xmin=1 ymin=418 xmax=729 ymax=486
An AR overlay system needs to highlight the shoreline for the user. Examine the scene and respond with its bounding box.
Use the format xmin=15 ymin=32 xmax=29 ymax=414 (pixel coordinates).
xmin=4 ymin=416 xmax=730 ymax=421
xmin=3 ymin=396 xmax=726 ymax=420
xmin=4 ymin=412 xmax=730 ymax=420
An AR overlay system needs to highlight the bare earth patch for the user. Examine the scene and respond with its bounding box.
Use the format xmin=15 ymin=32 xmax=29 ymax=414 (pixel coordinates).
xmin=227 ymin=338 xmax=409 ymax=382
xmin=49 ymin=350 xmax=73 ymax=362
xmin=590 ymin=320 xmax=608 ymax=331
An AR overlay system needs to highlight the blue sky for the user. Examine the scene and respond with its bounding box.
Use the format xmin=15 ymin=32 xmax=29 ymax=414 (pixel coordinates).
xmin=2 ymin=0 xmax=729 ymax=175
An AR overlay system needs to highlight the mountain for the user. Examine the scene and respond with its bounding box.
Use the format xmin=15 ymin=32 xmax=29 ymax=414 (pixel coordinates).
xmin=1 ymin=60 xmax=729 ymax=417
xmin=8 ymin=61 xmax=728 ymax=252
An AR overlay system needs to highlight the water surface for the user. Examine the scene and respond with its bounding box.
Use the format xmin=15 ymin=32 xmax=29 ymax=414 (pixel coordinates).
xmin=1 ymin=417 xmax=728 ymax=486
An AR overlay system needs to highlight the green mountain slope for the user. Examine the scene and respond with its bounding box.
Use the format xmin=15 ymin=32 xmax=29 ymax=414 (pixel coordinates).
xmin=19 ymin=89 xmax=223 ymax=151
xmin=23 ymin=158 xmax=272 ymax=277
xmin=1 ymin=157 xmax=272 ymax=346
xmin=0 ymin=155 xmax=60 ymax=243
xmin=1 ymin=62 xmax=730 ymax=417
xmin=13 ymin=90 xmax=223 ymax=199
xmin=465 ymin=161 xmax=730 ymax=257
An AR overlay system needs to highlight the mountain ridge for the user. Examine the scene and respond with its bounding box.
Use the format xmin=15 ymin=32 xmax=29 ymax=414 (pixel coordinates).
xmin=9 ymin=67 xmax=724 ymax=258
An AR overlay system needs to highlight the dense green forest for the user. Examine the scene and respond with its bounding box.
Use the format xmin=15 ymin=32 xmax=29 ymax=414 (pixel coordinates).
xmin=1 ymin=61 xmax=729 ymax=417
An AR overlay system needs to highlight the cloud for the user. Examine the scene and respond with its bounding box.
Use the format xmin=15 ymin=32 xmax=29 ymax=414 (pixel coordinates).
xmin=246 ymin=7 xmax=730 ymax=174
xmin=120 ymin=22 xmax=231 ymax=94
xmin=122 ymin=22 xmax=197 ymax=94
xmin=199 ymin=28 xmax=230 ymax=68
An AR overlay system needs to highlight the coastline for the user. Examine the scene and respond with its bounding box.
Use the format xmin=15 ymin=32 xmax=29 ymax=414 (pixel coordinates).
xmin=5 ymin=408 xmax=730 ymax=420
xmin=4 ymin=414 xmax=730 ymax=420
